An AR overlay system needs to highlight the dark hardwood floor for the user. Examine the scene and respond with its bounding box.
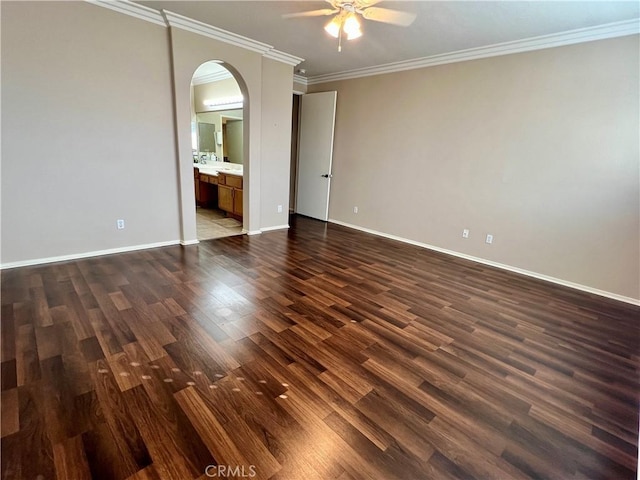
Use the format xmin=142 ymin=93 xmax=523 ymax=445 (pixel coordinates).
xmin=1 ymin=214 xmax=638 ymax=479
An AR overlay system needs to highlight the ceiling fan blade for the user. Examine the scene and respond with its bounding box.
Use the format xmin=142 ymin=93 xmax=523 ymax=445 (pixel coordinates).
xmin=355 ymin=0 xmax=384 ymax=8
xmin=362 ymin=7 xmax=416 ymax=26
xmin=282 ymin=9 xmax=338 ymax=19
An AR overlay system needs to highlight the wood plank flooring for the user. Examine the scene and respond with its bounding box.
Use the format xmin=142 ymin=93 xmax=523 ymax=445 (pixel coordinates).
xmin=1 ymin=214 xmax=638 ymax=479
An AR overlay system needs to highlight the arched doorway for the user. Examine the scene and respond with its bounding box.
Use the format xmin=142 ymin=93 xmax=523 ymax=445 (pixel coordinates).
xmin=190 ymin=61 xmax=248 ymax=240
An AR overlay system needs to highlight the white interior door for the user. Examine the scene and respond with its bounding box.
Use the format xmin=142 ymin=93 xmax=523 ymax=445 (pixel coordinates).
xmin=295 ymin=91 xmax=337 ymax=221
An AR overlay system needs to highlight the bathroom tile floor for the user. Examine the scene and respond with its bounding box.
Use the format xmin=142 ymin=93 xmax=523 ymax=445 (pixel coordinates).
xmin=196 ymin=207 xmax=243 ymax=240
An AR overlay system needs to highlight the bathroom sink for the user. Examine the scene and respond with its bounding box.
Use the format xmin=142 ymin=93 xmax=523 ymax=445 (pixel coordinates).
xmin=197 ymin=164 xmax=242 ymax=176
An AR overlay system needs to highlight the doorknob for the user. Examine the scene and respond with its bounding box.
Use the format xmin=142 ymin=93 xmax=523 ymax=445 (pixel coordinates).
xmin=321 ymin=174 xmax=333 ymax=178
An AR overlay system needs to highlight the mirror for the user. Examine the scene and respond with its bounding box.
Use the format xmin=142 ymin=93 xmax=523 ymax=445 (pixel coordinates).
xmin=195 ymin=109 xmax=243 ymax=164
xmin=198 ymin=122 xmax=216 ymax=153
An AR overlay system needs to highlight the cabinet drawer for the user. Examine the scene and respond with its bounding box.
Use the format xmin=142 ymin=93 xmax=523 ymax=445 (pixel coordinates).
xmin=225 ymin=174 xmax=243 ymax=189
xmin=199 ymin=174 xmax=218 ymax=185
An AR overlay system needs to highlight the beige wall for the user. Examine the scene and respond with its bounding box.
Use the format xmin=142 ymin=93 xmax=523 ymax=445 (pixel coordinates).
xmin=193 ymin=78 xmax=242 ymax=113
xmin=309 ymin=35 xmax=640 ymax=301
xmin=1 ymin=1 xmax=297 ymax=263
xmin=1 ymin=1 xmax=180 ymax=263
xmin=225 ymin=120 xmax=243 ymax=164
xmin=260 ymin=59 xmax=295 ymax=228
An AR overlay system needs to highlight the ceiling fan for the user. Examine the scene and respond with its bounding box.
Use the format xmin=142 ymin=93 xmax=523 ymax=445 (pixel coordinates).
xmin=283 ymin=0 xmax=417 ymax=51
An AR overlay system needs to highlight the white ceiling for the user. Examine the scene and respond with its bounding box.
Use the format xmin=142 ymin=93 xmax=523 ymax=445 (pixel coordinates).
xmin=137 ymin=1 xmax=639 ymax=78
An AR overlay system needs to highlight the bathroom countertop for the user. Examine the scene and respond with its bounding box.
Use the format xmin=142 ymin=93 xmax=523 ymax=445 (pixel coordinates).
xmin=195 ymin=164 xmax=243 ymax=177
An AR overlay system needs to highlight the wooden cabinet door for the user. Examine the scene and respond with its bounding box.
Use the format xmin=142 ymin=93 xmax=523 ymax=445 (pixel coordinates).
xmin=233 ymin=188 xmax=243 ymax=216
xmin=194 ymin=168 xmax=200 ymax=204
xmin=218 ymin=185 xmax=234 ymax=213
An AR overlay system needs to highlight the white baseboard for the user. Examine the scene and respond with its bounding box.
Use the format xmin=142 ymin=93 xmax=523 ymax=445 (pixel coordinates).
xmin=328 ymin=219 xmax=640 ymax=306
xmin=0 ymin=240 xmax=182 ymax=270
xmin=261 ymin=224 xmax=290 ymax=233
xmin=180 ymin=239 xmax=200 ymax=246
xmin=246 ymin=230 xmax=262 ymax=236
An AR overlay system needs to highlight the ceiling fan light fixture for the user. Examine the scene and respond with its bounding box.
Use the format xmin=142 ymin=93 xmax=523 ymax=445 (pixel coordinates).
xmin=346 ymin=29 xmax=362 ymax=40
xmin=324 ymin=17 xmax=341 ymax=38
xmin=343 ymin=13 xmax=361 ymax=36
xmin=285 ymin=1 xmax=416 ymax=50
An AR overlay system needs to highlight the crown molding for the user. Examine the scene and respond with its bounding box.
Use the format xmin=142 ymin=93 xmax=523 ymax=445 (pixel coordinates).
xmin=264 ymin=49 xmax=304 ymax=67
xmin=87 ymin=1 xmax=304 ymax=66
xmin=163 ymin=10 xmax=303 ymax=65
xmin=162 ymin=10 xmax=272 ymax=55
xmin=293 ymin=74 xmax=309 ymax=86
xmin=87 ymin=1 xmax=631 ymax=82
xmin=86 ymin=0 xmax=166 ymax=26
xmin=192 ymin=70 xmax=234 ymax=86
xmin=308 ymin=18 xmax=640 ymax=85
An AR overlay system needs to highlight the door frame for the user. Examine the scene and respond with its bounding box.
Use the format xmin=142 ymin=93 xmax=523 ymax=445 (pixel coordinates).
xmin=294 ymin=91 xmax=337 ymax=221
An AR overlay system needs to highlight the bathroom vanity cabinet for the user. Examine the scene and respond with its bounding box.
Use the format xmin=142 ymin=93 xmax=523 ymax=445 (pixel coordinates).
xmin=194 ymin=167 xmax=242 ymax=220
xmin=217 ymin=173 xmax=243 ymax=219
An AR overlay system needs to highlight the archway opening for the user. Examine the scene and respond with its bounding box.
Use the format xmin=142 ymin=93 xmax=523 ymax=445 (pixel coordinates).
xmin=190 ymin=61 xmax=248 ymax=240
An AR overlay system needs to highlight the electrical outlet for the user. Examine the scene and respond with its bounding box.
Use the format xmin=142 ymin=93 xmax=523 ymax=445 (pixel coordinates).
xmin=462 ymin=229 xmax=469 ymax=238
xmin=277 ymin=205 xmax=283 ymax=213
xmin=117 ymin=219 xmax=125 ymax=230
xmin=353 ymin=206 xmax=358 ymax=214
xmin=486 ymin=234 xmax=493 ymax=244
